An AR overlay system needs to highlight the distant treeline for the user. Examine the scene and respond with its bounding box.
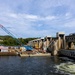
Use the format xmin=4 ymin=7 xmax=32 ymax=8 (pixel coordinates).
xmin=0 ymin=35 xmax=37 ymax=46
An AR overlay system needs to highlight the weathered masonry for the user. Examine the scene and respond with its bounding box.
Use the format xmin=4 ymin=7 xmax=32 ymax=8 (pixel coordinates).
xmin=28 ymin=32 xmax=75 ymax=55
xmin=66 ymin=33 xmax=75 ymax=50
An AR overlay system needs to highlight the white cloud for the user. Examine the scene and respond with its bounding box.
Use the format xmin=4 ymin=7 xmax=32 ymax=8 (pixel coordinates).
xmin=0 ymin=12 xmax=56 ymax=22
xmin=64 ymin=19 xmax=75 ymax=28
xmin=9 ymin=13 xmax=18 ymax=18
xmin=0 ymin=11 xmax=74 ymax=37
xmin=25 ymin=14 xmax=38 ymax=19
xmin=0 ymin=0 xmax=75 ymax=37
xmin=45 ymin=16 xmax=56 ymax=20
xmin=65 ymin=12 xmax=73 ymax=19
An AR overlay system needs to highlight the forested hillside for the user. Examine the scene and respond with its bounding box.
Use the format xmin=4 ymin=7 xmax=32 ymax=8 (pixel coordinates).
xmin=0 ymin=35 xmax=37 ymax=46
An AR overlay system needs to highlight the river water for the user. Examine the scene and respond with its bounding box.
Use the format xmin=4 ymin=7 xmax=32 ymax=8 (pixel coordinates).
xmin=0 ymin=56 xmax=74 ymax=75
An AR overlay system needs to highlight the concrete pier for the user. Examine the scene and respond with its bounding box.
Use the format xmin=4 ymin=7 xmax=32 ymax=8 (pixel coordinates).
xmin=20 ymin=53 xmax=51 ymax=57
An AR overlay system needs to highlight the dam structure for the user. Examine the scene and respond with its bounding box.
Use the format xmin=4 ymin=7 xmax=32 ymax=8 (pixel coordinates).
xmin=28 ymin=32 xmax=75 ymax=57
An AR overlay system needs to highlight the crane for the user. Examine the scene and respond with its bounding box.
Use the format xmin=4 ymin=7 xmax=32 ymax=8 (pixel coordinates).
xmin=0 ymin=24 xmax=33 ymax=51
xmin=0 ymin=24 xmax=22 ymax=46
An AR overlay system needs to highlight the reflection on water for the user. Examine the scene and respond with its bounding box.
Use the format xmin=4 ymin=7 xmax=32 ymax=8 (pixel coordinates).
xmin=0 ymin=56 xmax=74 ymax=75
xmin=53 ymin=56 xmax=60 ymax=63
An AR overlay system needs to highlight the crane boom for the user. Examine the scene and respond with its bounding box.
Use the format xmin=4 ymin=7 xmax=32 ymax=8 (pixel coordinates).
xmin=0 ymin=24 xmax=22 ymax=45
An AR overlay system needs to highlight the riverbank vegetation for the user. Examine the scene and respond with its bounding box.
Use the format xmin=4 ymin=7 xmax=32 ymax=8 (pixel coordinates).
xmin=0 ymin=36 xmax=37 ymax=46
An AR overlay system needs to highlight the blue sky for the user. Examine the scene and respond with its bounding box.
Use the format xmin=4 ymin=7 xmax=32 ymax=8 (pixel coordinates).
xmin=0 ymin=0 xmax=75 ymax=38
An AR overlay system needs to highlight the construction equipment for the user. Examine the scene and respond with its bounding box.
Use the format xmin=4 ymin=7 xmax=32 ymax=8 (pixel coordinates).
xmin=0 ymin=24 xmax=33 ymax=51
xmin=0 ymin=24 xmax=22 ymax=45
